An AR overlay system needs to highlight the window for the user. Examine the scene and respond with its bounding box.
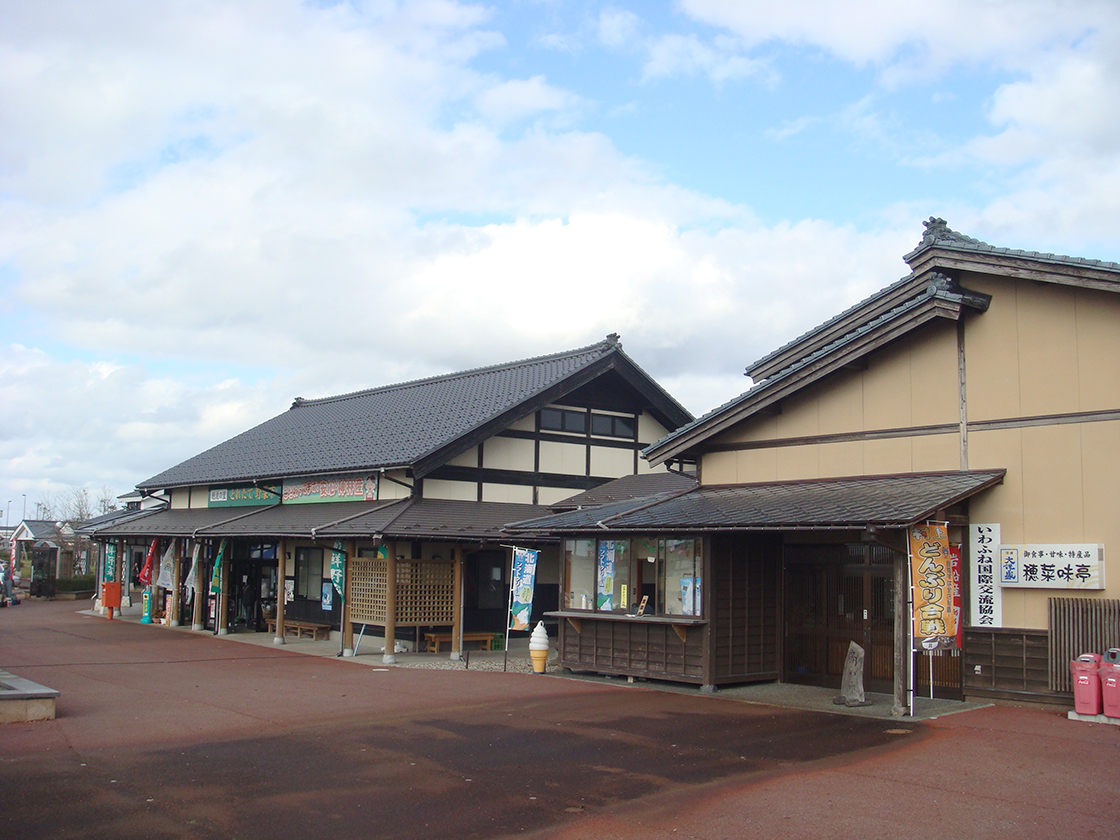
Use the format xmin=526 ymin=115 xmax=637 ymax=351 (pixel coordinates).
xmin=590 ymin=413 xmax=635 ymax=439
xmin=540 ymin=407 xmax=587 ymax=433
xmin=563 ymin=536 xmax=702 ymax=617
xmin=295 ymin=547 xmax=324 ymax=599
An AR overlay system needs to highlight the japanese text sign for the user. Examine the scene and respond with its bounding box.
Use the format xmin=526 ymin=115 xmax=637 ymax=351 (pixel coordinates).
xmin=999 ymin=544 xmax=1104 ymax=589
xmin=908 ymin=522 xmax=957 ymax=649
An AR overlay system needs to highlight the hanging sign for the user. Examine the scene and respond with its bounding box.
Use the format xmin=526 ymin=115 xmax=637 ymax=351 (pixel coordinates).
xmin=999 ymin=544 xmax=1105 ymax=589
xmin=156 ymin=539 xmax=177 ymax=589
xmin=330 ymin=540 xmax=346 ymax=599
xmin=104 ymin=543 xmax=118 ymax=583
xmin=209 ymin=539 xmax=228 ymax=595
xmin=969 ymin=523 xmax=1002 ymax=628
xmin=184 ymin=542 xmax=201 ymax=598
xmin=908 ymin=522 xmax=957 ymax=650
xmin=508 ymin=547 xmax=539 ymax=631
xmin=596 ymin=541 xmax=616 ymax=611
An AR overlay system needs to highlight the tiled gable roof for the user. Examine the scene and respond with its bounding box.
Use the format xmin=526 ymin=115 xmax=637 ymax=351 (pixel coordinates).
xmin=904 ymin=217 xmax=1120 ymax=273
xmin=139 ymin=336 xmax=691 ymax=490
xmin=645 ymin=218 xmax=1117 ymax=467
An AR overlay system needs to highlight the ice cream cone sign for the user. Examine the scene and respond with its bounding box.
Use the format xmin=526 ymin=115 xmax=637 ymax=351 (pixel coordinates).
xmin=529 ymin=621 xmax=549 ymax=673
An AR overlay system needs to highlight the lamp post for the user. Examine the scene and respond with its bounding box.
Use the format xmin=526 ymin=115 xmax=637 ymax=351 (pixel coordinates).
xmin=22 ymin=493 xmax=27 ymax=521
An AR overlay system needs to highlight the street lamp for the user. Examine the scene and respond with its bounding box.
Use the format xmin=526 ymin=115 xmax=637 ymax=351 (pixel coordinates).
xmin=22 ymin=493 xmax=26 ymax=521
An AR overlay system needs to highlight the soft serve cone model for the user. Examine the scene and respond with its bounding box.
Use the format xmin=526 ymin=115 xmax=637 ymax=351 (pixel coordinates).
xmin=529 ymin=621 xmax=549 ymax=673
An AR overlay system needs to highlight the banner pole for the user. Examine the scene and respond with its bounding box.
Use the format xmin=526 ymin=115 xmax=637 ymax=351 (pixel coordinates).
xmin=503 ymin=559 xmax=514 ymax=673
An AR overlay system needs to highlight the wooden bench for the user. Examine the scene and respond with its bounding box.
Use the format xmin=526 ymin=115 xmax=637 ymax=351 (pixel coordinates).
xmin=425 ymin=631 xmax=497 ymax=654
xmin=265 ymin=618 xmax=332 ymax=641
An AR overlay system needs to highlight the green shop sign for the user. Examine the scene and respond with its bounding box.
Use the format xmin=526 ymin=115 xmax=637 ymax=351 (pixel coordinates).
xmin=208 ymin=484 xmax=282 ymax=507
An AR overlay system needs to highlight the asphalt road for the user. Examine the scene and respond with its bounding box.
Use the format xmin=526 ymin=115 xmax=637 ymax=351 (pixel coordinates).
xmin=2 ymin=599 xmax=1117 ymax=840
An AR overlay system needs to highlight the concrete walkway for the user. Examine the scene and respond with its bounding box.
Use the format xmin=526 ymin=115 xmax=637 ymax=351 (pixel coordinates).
xmin=89 ymin=596 xmax=987 ymax=721
xmin=2 ymin=598 xmax=1117 ymax=840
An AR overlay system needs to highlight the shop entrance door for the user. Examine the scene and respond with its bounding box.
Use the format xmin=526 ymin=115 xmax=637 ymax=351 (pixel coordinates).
xmin=784 ymin=543 xmax=895 ymax=692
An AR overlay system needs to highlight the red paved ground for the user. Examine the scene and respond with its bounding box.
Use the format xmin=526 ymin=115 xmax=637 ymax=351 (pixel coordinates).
xmin=1 ymin=599 xmax=1117 ymax=840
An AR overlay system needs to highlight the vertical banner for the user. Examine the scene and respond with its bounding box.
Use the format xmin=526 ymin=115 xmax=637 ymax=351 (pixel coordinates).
xmin=508 ymin=547 xmax=539 ymax=631
xmin=330 ymin=540 xmax=346 ymax=599
xmin=156 ymin=539 xmax=176 ymax=589
xmin=596 ymin=540 xmax=616 ymax=610
xmin=908 ymin=522 xmax=957 ymax=650
xmin=104 ymin=542 xmax=118 ymax=583
xmin=209 ymin=538 xmax=228 ymax=595
xmin=184 ymin=542 xmax=201 ymax=598
xmin=969 ymin=523 xmax=1002 ymax=628
xmin=138 ymin=539 xmax=158 ymax=586
xmin=949 ymin=545 xmax=963 ymax=650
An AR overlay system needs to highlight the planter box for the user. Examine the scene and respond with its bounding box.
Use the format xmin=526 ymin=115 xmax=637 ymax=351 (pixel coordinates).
xmin=55 ymin=590 xmax=96 ymax=601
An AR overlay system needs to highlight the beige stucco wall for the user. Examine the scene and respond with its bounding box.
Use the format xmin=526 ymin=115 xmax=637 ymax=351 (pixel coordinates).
xmin=969 ymin=420 xmax=1120 ymax=628
xmin=591 ymin=444 xmax=634 ymax=477
xmin=170 ymin=488 xmax=190 ymax=509
xmin=963 ymin=273 xmax=1120 ymax=420
xmin=481 ymin=483 xmax=534 ymax=504
xmin=423 ymin=478 xmax=477 ymax=501
xmin=539 ymin=440 xmax=586 ymax=475
xmin=189 ymin=486 xmax=209 ymax=509
xmin=446 ymin=446 xmax=477 ymax=468
xmin=700 ymin=275 xmax=1120 ymax=631
xmin=716 ymin=324 xmax=960 ymax=449
xmin=537 ymin=486 xmax=577 ymax=506
xmin=483 ymin=436 xmax=535 ymax=471
xmin=378 ymin=470 xmax=412 ymax=500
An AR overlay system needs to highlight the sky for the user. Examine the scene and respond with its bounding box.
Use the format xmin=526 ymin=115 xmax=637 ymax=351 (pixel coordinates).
xmin=3 ymin=0 xmax=1120 ymax=519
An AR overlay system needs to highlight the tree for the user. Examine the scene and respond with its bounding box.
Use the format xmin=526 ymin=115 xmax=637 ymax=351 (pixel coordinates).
xmin=96 ymin=486 xmax=118 ymax=515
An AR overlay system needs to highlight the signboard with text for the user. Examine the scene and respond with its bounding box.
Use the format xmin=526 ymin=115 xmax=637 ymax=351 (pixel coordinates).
xmin=969 ymin=524 xmax=1002 ymax=628
xmin=999 ymin=544 xmax=1105 ymax=589
xmin=908 ymin=522 xmax=957 ymax=650
xmin=209 ymin=485 xmax=281 ymax=507
xmin=282 ymin=475 xmax=378 ymax=504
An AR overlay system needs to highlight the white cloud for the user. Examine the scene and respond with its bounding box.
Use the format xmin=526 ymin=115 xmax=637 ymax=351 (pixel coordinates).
xmin=1 ymin=0 xmax=1117 ymax=508
xmin=679 ymin=0 xmax=1116 ymax=78
xmin=642 ymin=33 xmax=770 ymax=84
xmin=474 ymin=75 xmax=582 ymax=125
xmin=598 ymin=8 xmax=643 ymax=49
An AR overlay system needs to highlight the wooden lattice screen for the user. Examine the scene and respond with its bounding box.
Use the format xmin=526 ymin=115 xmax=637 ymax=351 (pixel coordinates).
xmin=395 ymin=561 xmax=455 ymax=625
xmin=349 ymin=558 xmax=387 ymax=624
xmin=348 ymin=559 xmax=455 ymax=626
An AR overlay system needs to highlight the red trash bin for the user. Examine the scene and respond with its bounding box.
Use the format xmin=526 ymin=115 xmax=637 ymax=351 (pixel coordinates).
xmin=1100 ymin=663 xmax=1120 ymax=719
xmin=1071 ymin=653 xmax=1102 ymax=715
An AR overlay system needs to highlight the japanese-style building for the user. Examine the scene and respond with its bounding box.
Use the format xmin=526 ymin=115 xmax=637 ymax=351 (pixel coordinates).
xmin=89 ymin=335 xmax=693 ymax=659
xmin=509 ymin=220 xmax=1120 ymax=711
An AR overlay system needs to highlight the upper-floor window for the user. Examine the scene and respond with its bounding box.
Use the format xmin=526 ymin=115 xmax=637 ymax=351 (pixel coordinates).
xmin=541 ymin=407 xmax=635 ymax=438
xmin=540 ymin=407 xmax=587 ymax=433
xmin=590 ymin=413 xmax=635 ymax=439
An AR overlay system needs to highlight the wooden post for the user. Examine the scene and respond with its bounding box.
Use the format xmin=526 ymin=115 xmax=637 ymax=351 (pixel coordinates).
xmin=893 ymin=547 xmax=910 ymax=716
xmin=451 ymin=545 xmax=463 ymax=660
xmin=384 ymin=542 xmax=397 ymax=664
xmin=191 ymin=541 xmax=205 ymax=631
xmin=217 ymin=543 xmax=230 ymax=636
xmin=342 ymin=540 xmax=356 ymax=656
xmin=274 ymin=539 xmax=286 ymax=645
xmin=169 ymin=539 xmax=182 ymax=627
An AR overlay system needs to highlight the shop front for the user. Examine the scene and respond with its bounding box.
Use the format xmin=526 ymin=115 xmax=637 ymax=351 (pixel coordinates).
xmin=509 ymin=469 xmax=1003 ymax=708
